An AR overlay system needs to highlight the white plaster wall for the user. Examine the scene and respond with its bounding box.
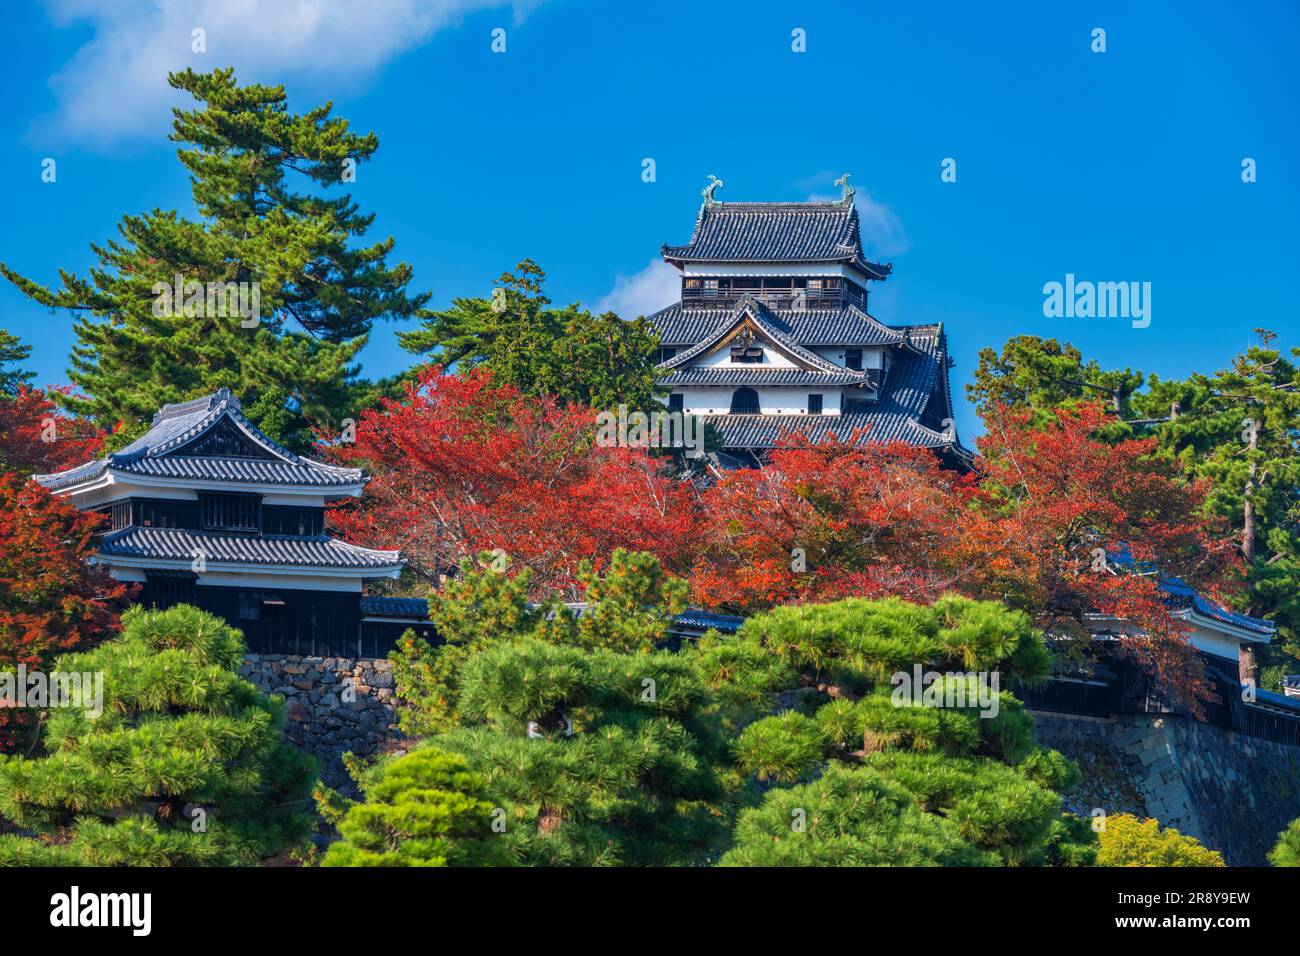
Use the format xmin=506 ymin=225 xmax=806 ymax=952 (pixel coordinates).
xmin=811 ymin=346 xmax=884 ymax=368
xmin=697 ymin=342 xmax=800 ymax=369
xmin=672 ymin=386 xmax=845 ymax=416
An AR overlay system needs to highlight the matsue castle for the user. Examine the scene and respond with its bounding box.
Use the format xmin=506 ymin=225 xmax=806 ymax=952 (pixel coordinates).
xmin=30 ymin=177 xmax=1295 ymax=740
xmin=35 ymin=389 xmax=430 ymax=657
xmin=647 ymin=175 xmax=971 ymax=468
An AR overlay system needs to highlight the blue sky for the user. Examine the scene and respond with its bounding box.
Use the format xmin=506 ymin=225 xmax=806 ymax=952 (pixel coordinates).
xmin=2 ymin=0 xmax=1297 ymax=440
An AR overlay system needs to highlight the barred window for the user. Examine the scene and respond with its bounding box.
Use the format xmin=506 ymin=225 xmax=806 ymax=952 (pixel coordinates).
xmin=110 ymin=500 xmax=133 ymax=530
xmin=201 ymin=493 xmax=261 ymax=532
xmin=147 ymin=574 xmax=195 ymax=608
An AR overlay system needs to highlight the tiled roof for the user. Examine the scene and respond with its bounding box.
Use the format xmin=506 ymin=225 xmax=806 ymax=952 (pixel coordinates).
xmin=98 ymin=527 xmax=401 ymax=571
xmin=650 ymin=301 xmax=906 ymax=347
xmin=661 ymin=200 xmax=891 ymax=278
xmin=699 ymin=411 xmax=955 ymax=450
xmin=658 ymin=315 xmax=967 ymax=458
xmin=1106 ymin=549 xmax=1277 ymax=638
xmin=1161 ymin=578 xmax=1277 ymax=637
xmin=113 ymin=457 xmax=361 ymax=486
xmin=659 ymin=296 xmax=872 ymax=376
xmin=360 ymin=596 xmax=430 ymax=618
xmin=672 ymin=609 xmax=745 ymax=634
xmin=36 ymin=388 xmax=362 ymax=491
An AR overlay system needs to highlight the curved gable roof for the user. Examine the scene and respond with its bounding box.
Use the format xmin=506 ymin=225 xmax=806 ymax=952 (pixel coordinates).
xmin=658 ymin=296 xmax=869 ymax=379
xmin=661 ymin=200 xmax=892 ymax=278
xmin=35 ymin=388 xmax=363 ymax=491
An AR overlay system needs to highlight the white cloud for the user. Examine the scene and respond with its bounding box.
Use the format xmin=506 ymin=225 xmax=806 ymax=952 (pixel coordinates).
xmin=806 ymin=188 xmax=909 ymax=259
xmin=595 ymin=258 xmax=679 ymax=319
xmin=33 ymin=0 xmax=546 ymax=147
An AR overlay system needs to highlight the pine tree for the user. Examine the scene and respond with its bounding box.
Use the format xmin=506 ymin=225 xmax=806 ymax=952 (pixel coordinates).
xmin=700 ymin=595 xmax=1095 ymax=866
xmin=0 ymin=605 xmax=314 ymax=865
xmin=399 ymin=259 xmax=662 ymax=412
xmin=0 ymin=68 xmax=428 ymax=450
xmin=0 ymin=329 xmax=33 ymax=396
xmin=430 ymin=637 xmax=730 ymax=866
xmin=1270 ymin=818 xmax=1300 ymax=867
xmin=967 ymin=335 xmax=1144 ymax=429
xmin=318 ymin=747 xmax=513 ymax=867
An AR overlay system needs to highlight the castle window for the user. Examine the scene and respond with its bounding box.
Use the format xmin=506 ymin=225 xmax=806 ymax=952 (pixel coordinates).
xmin=845 ymin=349 xmax=863 ymax=371
xmin=729 ymin=388 xmax=760 ymax=415
xmin=808 ymin=394 xmax=823 ymax=415
xmin=110 ymin=500 xmax=133 ymax=530
xmin=668 ymin=393 xmax=683 ymax=412
xmin=201 ymin=493 xmax=261 ymax=532
xmin=238 ymin=591 xmax=260 ymax=620
xmin=146 ymin=572 xmax=196 ymax=609
xmin=658 ymin=347 xmax=677 ymax=363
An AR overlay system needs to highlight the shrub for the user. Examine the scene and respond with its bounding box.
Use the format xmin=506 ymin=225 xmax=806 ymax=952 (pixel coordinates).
xmin=1095 ymin=814 xmax=1225 ymax=867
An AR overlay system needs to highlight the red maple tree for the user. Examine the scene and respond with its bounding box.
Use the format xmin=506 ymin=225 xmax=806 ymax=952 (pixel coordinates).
xmin=324 ymin=366 xmax=698 ymax=597
xmin=0 ymin=386 xmax=104 ymax=477
xmin=0 ymin=473 xmax=126 ymax=750
xmin=966 ymin=402 xmax=1239 ymax=710
xmin=691 ymin=403 xmax=1237 ymax=710
xmin=689 ymin=432 xmax=977 ymax=609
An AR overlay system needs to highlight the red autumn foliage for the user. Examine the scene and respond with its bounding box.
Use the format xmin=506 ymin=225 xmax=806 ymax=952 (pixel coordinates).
xmin=0 ymin=386 xmax=104 ymax=477
xmin=0 ymin=473 xmax=126 ymax=750
xmin=324 ymin=366 xmax=698 ymax=597
xmin=322 ymin=366 xmax=1237 ymax=711
xmin=692 ymin=402 xmax=1237 ymax=710
xmin=689 ymin=432 xmax=978 ymax=609
xmin=965 ymin=402 xmax=1239 ymax=710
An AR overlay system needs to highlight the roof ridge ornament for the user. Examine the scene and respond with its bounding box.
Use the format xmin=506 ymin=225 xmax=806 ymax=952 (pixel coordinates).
xmin=834 ymin=173 xmax=855 ymax=206
xmin=701 ymin=174 xmax=724 ymax=205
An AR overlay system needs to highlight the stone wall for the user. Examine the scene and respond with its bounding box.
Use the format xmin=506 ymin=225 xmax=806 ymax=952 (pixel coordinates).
xmin=1032 ymin=710 xmax=1300 ymax=866
xmin=239 ymin=654 xmax=402 ymax=791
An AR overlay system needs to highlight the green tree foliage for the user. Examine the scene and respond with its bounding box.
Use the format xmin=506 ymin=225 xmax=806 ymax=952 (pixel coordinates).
xmin=389 ymin=549 xmax=686 ymax=736
xmin=970 ymin=330 xmax=1300 ymax=683
xmin=704 ymin=595 xmax=1093 ymax=866
xmin=0 ymin=328 xmax=33 ymax=396
xmin=1095 ymin=814 xmax=1225 ymax=867
xmin=318 ymin=747 xmax=513 ymax=867
xmin=968 ymin=335 xmax=1144 ymax=428
xmin=430 ymin=637 xmax=729 ymax=865
xmin=1136 ymin=332 xmax=1300 ymax=676
xmin=569 ymin=550 xmax=688 ymax=653
xmin=696 ymin=594 xmax=1051 ymax=697
xmin=1 ymin=68 xmax=427 ymax=450
xmin=399 ymin=259 xmax=662 ymax=411
xmin=383 ymin=551 xmax=731 ymax=865
xmin=720 ymin=763 xmax=998 ymax=866
xmin=1269 ymin=818 xmax=1300 ymax=867
xmin=0 ymin=605 xmax=314 ymax=865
